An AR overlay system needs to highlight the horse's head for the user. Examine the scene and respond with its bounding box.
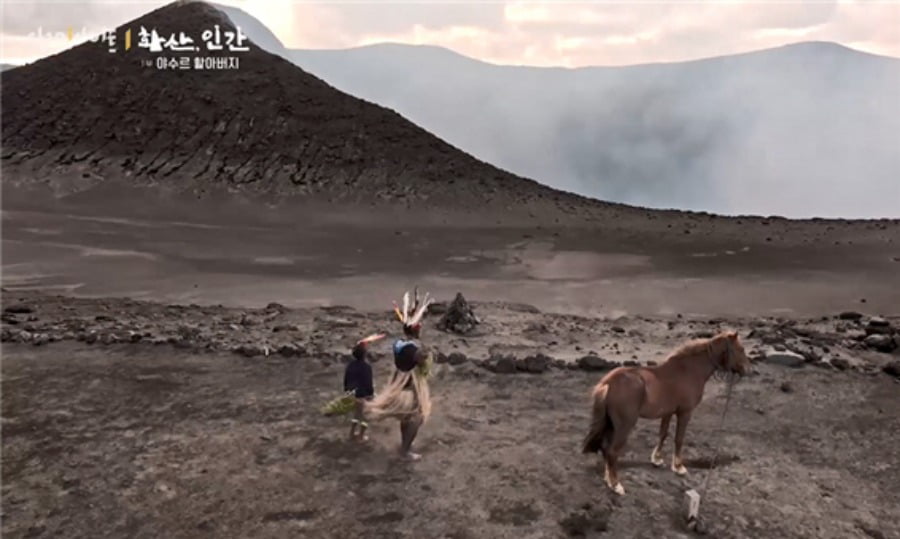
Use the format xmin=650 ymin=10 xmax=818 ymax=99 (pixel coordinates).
xmin=719 ymin=330 xmax=751 ymax=375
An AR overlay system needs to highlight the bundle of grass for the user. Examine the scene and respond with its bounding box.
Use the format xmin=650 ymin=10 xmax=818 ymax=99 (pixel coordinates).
xmin=321 ymin=392 xmax=356 ymax=417
xmin=416 ymin=351 xmax=434 ymax=379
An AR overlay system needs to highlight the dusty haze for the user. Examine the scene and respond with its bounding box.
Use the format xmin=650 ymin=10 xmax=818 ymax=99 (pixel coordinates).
xmin=290 ymin=42 xmax=900 ymax=219
xmin=208 ymin=5 xmax=900 ymax=218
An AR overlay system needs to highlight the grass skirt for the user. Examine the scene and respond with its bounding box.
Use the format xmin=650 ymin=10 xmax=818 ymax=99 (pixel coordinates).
xmin=365 ymin=360 xmax=432 ymax=422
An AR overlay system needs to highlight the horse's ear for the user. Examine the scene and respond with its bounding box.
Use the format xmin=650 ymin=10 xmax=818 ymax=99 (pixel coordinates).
xmin=726 ymin=330 xmax=738 ymax=340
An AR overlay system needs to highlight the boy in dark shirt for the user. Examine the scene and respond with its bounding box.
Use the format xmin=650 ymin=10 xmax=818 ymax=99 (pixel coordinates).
xmin=343 ymin=335 xmax=382 ymax=441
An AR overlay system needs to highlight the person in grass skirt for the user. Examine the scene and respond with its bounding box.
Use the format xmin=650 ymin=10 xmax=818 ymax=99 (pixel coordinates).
xmin=364 ymin=288 xmax=434 ymax=460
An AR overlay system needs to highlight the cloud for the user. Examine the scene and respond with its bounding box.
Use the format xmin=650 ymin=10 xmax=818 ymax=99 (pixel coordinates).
xmin=2 ymin=1 xmax=898 ymax=65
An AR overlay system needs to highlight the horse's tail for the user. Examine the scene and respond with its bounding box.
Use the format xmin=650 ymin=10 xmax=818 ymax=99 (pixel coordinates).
xmin=582 ymin=384 xmax=610 ymax=454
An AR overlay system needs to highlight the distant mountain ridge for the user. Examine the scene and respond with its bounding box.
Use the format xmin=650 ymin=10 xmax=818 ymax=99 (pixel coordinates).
xmin=284 ymin=40 xmax=900 ymax=218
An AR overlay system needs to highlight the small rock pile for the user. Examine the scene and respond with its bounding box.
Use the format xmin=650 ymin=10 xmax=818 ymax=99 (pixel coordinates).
xmin=438 ymin=293 xmax=481 ymax=335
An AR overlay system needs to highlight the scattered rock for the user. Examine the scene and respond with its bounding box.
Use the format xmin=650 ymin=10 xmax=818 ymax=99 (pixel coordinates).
xmin=518 ymin=354 xmax=552 ymax=374
xmin=487 ymin=355 xmax=517 ymax=374
xmin=426 ymin=302 xmax=448 ymax=316
xmin=272 ymin=324 xmax=298 ymax=333
xmin=763 ymin=350 xmax=805 ymax=368
xmin=447 ymin=352 xmax=468 ymax=366
xmin=438 ymin=293 xmax=480 ymax=335
xmin=780 ymin=381 xmax=794 ymax=393
xmin=865 ymin=318 xmax=893 ymax=336
xmin=277 ymin=343 xmax=305 ymax=357
xmin=3 ymin=304 xmax=34 ymax=315
xmin=882 ymin=361 xmax=900 ymax=378
xmin=611 ymin=326 xmax=625 ymax=334
xmin=830 ymin=358 xmax=851 ymax=371
xmin=864 ymin=334 xmax=897 ymax=353
xmin=838 ymin=311 xmax=863 ymax=321
xmin=787 ymin=343 xmax=822 ymax=363
xmin=576 ymin=355 xmax=616 ymax=372
xmin=265 ymin=302 xmax=286 ymax=312
xmin=234 ymin=344 xmax=266 ymax=357
xmin=867 ymin=317 xmax=890 ymax=328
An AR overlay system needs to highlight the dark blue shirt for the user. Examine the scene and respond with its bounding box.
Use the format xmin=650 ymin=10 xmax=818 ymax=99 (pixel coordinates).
xmin=343 ymin=359 xmax=374 ymax=399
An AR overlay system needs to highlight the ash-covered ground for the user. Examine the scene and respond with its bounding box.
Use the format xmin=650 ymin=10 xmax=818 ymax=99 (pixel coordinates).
xmin=3 ymin=195 xmax=900 ymax=538
xmin=2 ymin=287 xmax=899 ymax=539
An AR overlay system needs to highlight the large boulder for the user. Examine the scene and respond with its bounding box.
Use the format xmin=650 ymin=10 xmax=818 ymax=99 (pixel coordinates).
xmin=438 ymin=293 xmax=480 ymax=334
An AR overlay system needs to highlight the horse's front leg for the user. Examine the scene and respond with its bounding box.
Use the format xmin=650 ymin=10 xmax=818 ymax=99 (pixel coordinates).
xmin=672 ymin=410 xmax=692 ymax=476
xmin=651 ymin=414 xmax=672 ymax=467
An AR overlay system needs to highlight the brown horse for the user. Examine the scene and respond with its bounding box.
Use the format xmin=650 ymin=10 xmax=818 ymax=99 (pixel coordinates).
xmin=582 ymin=330 xmax=751 ymax=495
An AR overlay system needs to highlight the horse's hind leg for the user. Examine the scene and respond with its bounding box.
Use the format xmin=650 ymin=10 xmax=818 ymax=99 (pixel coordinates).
xmin=672 ymin=410 xmax=692 ymax=476
xmin=604 ymin=408 xmax=638 ymax=496
xmin=651 ymin=414 xmax=672 ymax=467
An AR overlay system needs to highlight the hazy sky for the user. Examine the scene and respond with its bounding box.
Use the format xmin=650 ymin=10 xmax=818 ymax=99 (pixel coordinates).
xmin=1 ymin=0 xmax=898 ymax=66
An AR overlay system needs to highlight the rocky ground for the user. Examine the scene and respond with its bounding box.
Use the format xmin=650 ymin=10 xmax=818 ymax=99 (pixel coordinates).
xmin=2 ymin=290 xmax=899 ymax=373
xmin=2 ymin=290 xmax=899 ymax=539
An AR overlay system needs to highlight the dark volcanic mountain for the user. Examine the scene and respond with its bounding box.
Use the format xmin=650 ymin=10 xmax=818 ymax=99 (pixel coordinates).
xmin=0 ymin=1 xmax=589 ymax=214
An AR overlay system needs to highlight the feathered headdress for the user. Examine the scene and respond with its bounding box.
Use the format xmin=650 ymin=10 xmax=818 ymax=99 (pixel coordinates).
xmin=392 ymin=286 xmax=433 ymax=328
xmin=356 ymin=333 xmax=387 ymax=346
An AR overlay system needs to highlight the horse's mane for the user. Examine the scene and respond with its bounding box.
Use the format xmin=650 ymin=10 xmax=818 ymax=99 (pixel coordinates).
xmin=665 ymin=335 xmax=720 ymax=363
